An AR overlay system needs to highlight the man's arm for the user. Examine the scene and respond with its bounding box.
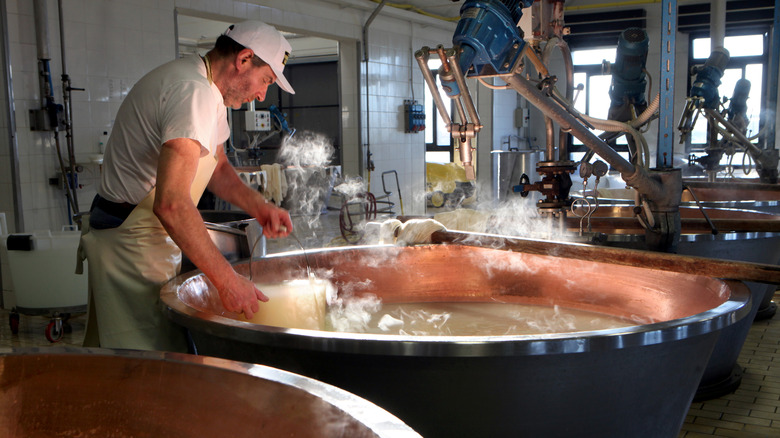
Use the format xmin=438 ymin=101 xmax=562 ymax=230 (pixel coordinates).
xmin=154 ymin=139 xmax=268 ymax=318
xmin=206 ymin=145 xmax=293 ymax=239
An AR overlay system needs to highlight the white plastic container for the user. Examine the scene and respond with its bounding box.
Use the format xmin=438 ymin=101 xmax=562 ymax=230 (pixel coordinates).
xmin=4 ymin=229 xmax=87 ymax=311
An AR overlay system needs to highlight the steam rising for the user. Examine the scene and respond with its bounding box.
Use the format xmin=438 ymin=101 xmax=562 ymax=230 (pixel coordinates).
xmin=277 ymin=131 xmax=335 ymax=168
xmin=333 ymin=177 xmax=366 ymax=203
xmin=276 ymin=131 xmax=337 ymax=231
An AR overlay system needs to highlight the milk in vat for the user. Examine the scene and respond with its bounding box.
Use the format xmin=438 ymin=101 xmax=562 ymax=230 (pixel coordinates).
xmin=240 ymin=277 xmax=332 ymax=330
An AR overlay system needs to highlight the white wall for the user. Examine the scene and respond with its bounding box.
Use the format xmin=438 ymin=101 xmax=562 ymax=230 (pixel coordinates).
xmin=0 ymin=0 xmax=457 ymax=233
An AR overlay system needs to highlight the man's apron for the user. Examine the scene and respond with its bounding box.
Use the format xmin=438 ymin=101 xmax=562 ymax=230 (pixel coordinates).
xmin=77 ymin=152 xmax=218 ymax=351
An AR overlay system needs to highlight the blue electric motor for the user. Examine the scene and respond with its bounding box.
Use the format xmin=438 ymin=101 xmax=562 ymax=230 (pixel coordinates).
xmin=727 ymin=78 xmax=751 ymax=122
xmin=609 ymin=27 xmax=649 ymax=109
xmin=453 ymin=0 xmax=533 ymax=78
xmin=690 ymin=47 xmax=730 ymax=109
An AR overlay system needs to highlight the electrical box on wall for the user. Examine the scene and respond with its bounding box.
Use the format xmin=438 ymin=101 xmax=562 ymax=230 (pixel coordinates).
xmin=514 ymin=108 xmax=529 ymax=128
xmin=244 ymin=110 xmax=272 ymax=131
xmin=404 ymin=100 xmax=425 ymax=133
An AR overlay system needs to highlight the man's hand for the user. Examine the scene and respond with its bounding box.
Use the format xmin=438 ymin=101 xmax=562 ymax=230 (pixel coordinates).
xmin=256 ymin=201 xmax=293 ymax=239
xmin=217 ymin=271 xmax=269 ymax=319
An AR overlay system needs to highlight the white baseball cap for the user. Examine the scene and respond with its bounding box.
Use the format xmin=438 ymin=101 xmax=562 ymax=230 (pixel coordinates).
xmin=224 ymin=20 xmax=295 ymax=94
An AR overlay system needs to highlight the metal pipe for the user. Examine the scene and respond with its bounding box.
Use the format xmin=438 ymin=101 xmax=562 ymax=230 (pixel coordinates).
xmin=704 ymin=108 xmax=764 ymax=158
xmin=557 ymin=39 xmax=574 ymax=159
xmin=33 ymin=0 xmax=50 ymax=60
xmin=58 ymin=0 xmax=80 ymax=219
xmin=524 ymin=46 xmax=550 ymax=77
xmin=765 ymin=0 xmax=780 ymax=151
xmin=446 ymin=49 xmax=480 ymax=128
xmin=0 ymin=0 xmax=23 ymax=232
xmin=544 ymin=117 xmax=555 ymax=160
xmin=57 ymin=0 xmax=67 ymax=73
xmin=540 ymin=37 xmax=575 ymax=161
xmin=361 ymin=1 xmax=385 ymax=188
xmin=415 ymin=48 xmax=453 ymax=126
xmin=453 ymin=98 xmax=469 ymax=126
xmin=502 ymin=73 xmax=636 ymax=176
xmin=710 ymin=0 xmax=726 ymax=50
xmin=362 ymin=0 xmax=385 ymax=62
xmin=683 ymin=185 xmax=718 ymax=234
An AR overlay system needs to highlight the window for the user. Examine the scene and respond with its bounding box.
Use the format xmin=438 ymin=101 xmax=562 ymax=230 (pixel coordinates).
xmin=686 ymin=33 xmax=766 ymax=150
xmin=571 ymin=47 xmax=630 ymax=152
xmin=424 ymin=58 xmax=453 ymax=163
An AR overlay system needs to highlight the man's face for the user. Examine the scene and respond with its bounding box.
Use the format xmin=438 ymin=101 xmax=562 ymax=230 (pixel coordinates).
xmin=222 ymin=59 xmax=277 ymax=110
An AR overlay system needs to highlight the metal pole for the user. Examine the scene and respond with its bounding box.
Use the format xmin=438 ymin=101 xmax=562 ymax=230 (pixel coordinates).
xmin=415 ymin=49 xmax=453 ymax=126
xmin=58 ymin=0 xmax=80 ymax=218
xmin=765 ymin=0 xmax=780 ymax=151
xmin=710 ymin=0 xmax=726 ymax=50
xmin=657 ymin=0 xmax=677 ymax=169
xmin=0 ymin=0 xmax=23 ymax=232
xmin=362 ymin=0 xmax=385 ymax=62
xmin=446 ymin=49 xmax=480 ymax=127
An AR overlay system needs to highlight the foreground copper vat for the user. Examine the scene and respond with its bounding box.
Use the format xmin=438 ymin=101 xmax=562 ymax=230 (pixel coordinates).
xmin=162 ymin=244 xmax=750 ymax=438
xmin=0 ymin=348 xmax=419 ymax=437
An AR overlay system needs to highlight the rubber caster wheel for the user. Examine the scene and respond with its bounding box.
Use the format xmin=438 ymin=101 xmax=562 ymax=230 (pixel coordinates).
xmin=45 ymin=320 xmax=64 ymax=343
xmin=9 ymin=312 xmax=19 ymax=335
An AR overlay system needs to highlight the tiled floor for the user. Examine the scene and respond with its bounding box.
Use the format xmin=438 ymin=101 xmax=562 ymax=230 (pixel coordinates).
xmin=0 ymin=310 xmax=87 ymax=348
xmin=1 ymin=292 xmax=777 ymax=436
xmin=678 ymin=293 xmax=780 ymax=437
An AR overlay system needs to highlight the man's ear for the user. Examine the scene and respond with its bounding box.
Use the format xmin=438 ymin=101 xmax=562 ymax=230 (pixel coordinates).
xmin=235 ymin=48 xmax=255 ymax=71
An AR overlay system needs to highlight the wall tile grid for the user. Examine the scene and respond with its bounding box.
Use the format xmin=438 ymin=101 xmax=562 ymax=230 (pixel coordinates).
xmin=4 ymin=0 xmax=176 ymax=231
xmin=1 ymin=0 xmax=456 ymax=232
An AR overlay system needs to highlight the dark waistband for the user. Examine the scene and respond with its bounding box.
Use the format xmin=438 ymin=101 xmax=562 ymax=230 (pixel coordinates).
xmin=91 ymin=194 xmax=137 ymax=219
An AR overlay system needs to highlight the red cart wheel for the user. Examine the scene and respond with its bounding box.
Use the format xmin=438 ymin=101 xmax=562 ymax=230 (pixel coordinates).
xmin=45 ymin=320 xmax=64 ymax=343
xmin=9 ymin=311 xmax=19 ymax=335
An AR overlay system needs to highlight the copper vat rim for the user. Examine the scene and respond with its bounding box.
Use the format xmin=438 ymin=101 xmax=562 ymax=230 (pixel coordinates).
xmin=0 ymin=346 xmax=421 ymax=437
xmin=161 ymin=244 xmax=752 ymax=357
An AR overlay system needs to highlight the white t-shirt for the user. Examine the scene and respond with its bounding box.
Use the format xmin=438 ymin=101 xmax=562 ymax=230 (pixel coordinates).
xmin=99 ymin=54 xmax=230 ymax=205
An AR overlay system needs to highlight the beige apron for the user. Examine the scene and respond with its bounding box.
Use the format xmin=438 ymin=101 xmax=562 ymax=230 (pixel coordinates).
xmin=77 ymin=152 xmax=218 ymax=351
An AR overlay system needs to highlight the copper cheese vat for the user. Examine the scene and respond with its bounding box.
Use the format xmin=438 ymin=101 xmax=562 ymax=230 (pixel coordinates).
xmin=162 ymin=244 xmax=750 ymax=438
xmin=0 ymin=347 xmax=420 ymax=437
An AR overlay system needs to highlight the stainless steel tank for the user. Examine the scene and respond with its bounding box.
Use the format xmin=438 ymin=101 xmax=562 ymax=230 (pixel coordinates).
xmin=0 ymin=347 xmax=420 ymax=438
xmin=161 ymin=244 xmax=750 ymax=438
xmin=570 ymin=205 xmax=780 ymax=400
xmin=181 ymin=210 xmax=265 ymax=273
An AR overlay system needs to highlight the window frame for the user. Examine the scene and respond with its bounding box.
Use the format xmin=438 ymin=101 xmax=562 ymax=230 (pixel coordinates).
xmin=569 ymin=46 xmax=632 ymax=154
xmin=683 ymin=29 xmax=769 ymax=155
xmin=424 ymin=61 xmax=454 ymax=163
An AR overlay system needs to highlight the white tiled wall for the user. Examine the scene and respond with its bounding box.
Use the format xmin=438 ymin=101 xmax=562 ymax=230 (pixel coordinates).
xmin=0 ymin=0 xmax=457 ymax=232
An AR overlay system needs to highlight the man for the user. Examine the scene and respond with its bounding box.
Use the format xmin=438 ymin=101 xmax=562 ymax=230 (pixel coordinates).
xmin=78 ymin=21 xmax=294 ymax=352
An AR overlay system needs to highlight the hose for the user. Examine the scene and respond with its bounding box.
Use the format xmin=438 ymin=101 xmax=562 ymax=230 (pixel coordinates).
xmin=580 ymin=113 xmax=649 ymax=169
xmin=634 ymin=92 xmax=659 ymax=126
xmin=581 ymin=93 xmax=659 ymax=166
